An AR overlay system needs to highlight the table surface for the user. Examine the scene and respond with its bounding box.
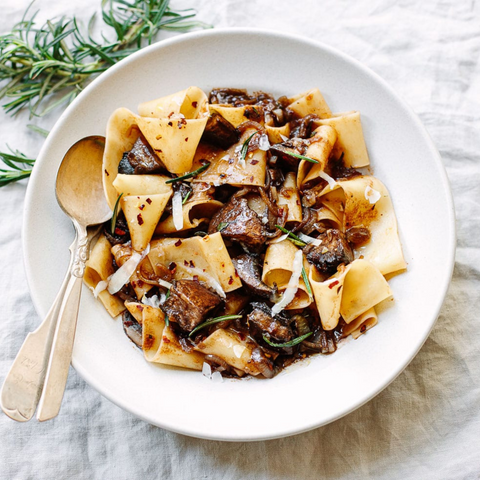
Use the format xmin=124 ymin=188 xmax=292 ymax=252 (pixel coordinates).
xmin=1 ymin=0 xmax=479 ymax=479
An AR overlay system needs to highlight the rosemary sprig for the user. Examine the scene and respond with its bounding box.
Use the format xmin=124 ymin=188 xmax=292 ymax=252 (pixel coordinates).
xmin=182 ymin=190 xmax=191 ymax=205
xmin=0 ymin=1 xmax=210 ymax=188
xmin=0 ymin=148 xmax=35 ymax=187
xmin=217 ymin=222 xmax=229 ymax=232
xmin=301 ymin=266 xmax=312 ymax=297
xmin=275 ymin=225 xmax=307 ymax=247
xmin=240 ymin=131 xmax=257 ymax=163
xmin=282 ymin=151 xmax=319 ymax=164
xmin=110 ymin=192 xmax=123 ymax=234
xmin=165 ymin=162 xmax=210 ymax=184
xmin=0 ymin=0 xmax=209 ymax=118
xmin=189 ymin=314 xmax=242 ymax=337
xmin=262 ymin=332 xmax=313 ymax=348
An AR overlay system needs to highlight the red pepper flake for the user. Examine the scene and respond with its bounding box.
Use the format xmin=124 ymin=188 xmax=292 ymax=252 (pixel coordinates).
xmin=234 ymin=269 xmax=239 ymax=277
xmin=177 ymin=118 xmax=187 ymax=128
xmin=137 ymin=213 xmax=144 ymax=225
xmin=146 ymin=198 xmax=152 ymax=205
xmin=163 ymin=337 xmax=171 ymax=344
xmin=238 ymin=332 xmax=246 ymax=341
xmin=221 ymin=263 xmax=225 ymax=268
xmin=189 ymin=260 xmax=195 ymax=268
xmin=372 ymin=205 xmax=376 ymax=210
xmin=250 ymin=159 xmax=259 ymax=165
xmin=192 ymin=101 xmax=198 ymax=108
xmin=328 ymin=280 xmax=339 ymax=289
xmin=104 ymin=169 xmax=109 ymax=176
xmin=193 ymin=275 xmax=199 ymax=282
xmin=228 ymin=276 xmax=234 ymax=285
xmin=278 ymin=208 xmax=284 ymax=215
xmin=168 ymin=262 xmax=177 ymax=272
xmin=137 ymin=280 xmax=144 ymax=288
xmin=139 ymin=204 xmax=145 ymax=210
xmin=184 ymin=260 xmax=189 ymax=266
xmin=168 ymin=121 xmax=173 ymax=127
xmin=185 ymin=137 xmax=189 ymax=142
xmin=155 ymin=148 xmax=163 ymax=154
xmin=114 ymin=228 xmax=126 ymax=236
xmin=250 ymin=176 xmax=254 ymax=182
xmin=360 ymin=325 xmax=367 ymax=333
xmin=131 ymin=281 xmax=137 ymax=288
xmin=136 ymin=305 xmax=144 ymax=312
xmin=175 ymin=239 xmax=182 ymax=247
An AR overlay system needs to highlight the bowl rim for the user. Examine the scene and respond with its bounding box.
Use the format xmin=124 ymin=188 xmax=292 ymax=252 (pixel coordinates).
xmin=22 ymin=27 xmax=456 ymax=441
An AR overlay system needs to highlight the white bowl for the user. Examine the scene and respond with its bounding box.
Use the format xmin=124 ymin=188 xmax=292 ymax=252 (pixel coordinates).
xmin=23 ymin=28 xmax=455 ymax=441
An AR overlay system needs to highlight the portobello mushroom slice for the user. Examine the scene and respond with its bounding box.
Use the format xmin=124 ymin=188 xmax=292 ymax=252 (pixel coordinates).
xmin=201 ymin=113 xmax=239 ymax=149
xmin=303 ymin=228 xmax=354 ymax=274
xmin=162 ymin=279 xmax=222 ymax=332
xmin=118 ymin=135 xmax=165 ymax=175
xmin=232 ymin=254 xmax=274 ymax=299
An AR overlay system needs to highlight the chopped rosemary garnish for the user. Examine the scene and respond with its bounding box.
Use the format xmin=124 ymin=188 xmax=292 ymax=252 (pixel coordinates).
xmin=189 ymin=314 xmax=242 ymax=337
xmin=275 ymin=225 xmax=307 ymax=247
xmin=262 ymin=332 xmax=313 ymax=348
xmin=0 ymin=148 xmax=35 ymax=187
xmin=165 ymin=162 xmax=210 ymax=184
xmin=302 ymin=266 xmax=312 ymax=297
xmin=194 ymin=231 xmax=207 ymax=237
xmin=110 ymin=193 xmax=123 ymax=234
xmin=282 ymin=151 xmax=319 ymax=164
xmin=240 ymin=131 xmax=257 ymax=163
xmin=182 ymin=190 xmax=191 ymax=205
xmin=217 ymin=222 xmax=230 ymax=232
xmin=165 ymin=314 xmax=170 ymax=327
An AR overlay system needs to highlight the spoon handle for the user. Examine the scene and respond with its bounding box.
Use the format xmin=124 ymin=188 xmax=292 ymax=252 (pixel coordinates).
xmin=0 ymin=252 xmax=74 ymax=422
xmin=36 ymin=222 xmax=89 ymax=422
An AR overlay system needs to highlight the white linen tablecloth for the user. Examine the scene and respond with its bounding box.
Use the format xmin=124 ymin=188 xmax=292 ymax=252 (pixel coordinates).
xmin=1 ymin=0 xmax=479 ymax=478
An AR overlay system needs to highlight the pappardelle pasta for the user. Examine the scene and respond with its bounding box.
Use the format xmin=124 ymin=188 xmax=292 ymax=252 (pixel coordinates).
xmin=85 ymin=86 xmax=406 ymax=379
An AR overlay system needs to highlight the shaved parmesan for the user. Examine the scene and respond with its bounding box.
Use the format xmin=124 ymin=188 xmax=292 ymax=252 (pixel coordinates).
xmin=93 ymin=280 xmax=108 ymax=298
xmin=172 ymin=190 xmax=184 ymax=231
xmin=202 ymin=362 xmax=212 ymax=378
xmin=272 ymin=249 xmax=303 ymax=315
xmin=141 ymin=294 xmax=161 ymax=308
xmin=318 ymin=170 xmax=337 ymax=190
xmin=267 ymin=233 xmax=289 ymax=245
xmin=158 ymin=279 xmax=173 ymax=290
xmin=179 ymin=265 xmax=226 ymax=298
xmin=298 ymin=232 xmax=321 ymax=246
xmin=280 ymin=134 xmax=289 ymax=142
xmin=107 ymin=244 xmax=150 ymax=294
xmin=258 ymin=134 xmax=270 ymax=151
xmin=211 ymin=371 xmax=224 ymax=383
xmin=365 ymin=186 xmax=381 ymax=204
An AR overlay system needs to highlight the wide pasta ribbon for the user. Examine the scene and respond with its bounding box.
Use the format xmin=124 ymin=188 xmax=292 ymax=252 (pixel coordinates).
xmin=319 ymin=175 xmax=406 ymax=276
xmin=309 ymin=259 xmax=392 ymax=331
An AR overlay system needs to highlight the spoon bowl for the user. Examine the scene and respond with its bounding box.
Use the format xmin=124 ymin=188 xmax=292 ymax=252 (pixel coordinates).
xmin=56 ymin=136 xmax=110 ymax=226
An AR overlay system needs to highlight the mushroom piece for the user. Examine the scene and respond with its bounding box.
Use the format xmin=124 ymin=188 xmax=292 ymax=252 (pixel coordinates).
xmin=162 ymin=279 xmax=223 ymax=332
xmin=247 ymin=303 xmax=294 ymax=342
xmin=201 ymin=113 xmax=239 ymax=149
xmin=122 ymin=311 xmax=142 ymax=348
xmin=303 ymin=228 xmax=354 ymax=274
xmin=232 ymin=254 xmax=274 ymax=299
xmin=118 ymin=135 xmax=165 ymax=175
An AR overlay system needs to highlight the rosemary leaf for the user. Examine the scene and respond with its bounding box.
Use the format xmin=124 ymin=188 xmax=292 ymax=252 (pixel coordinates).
xmin=240 ymin=131 xmax=257 ymax=164
xmin=110 ymin=193 xmax=123 ymax=234
xmin=275 ymin=225 xmax=307 ymax=247
xmin=27 ymin=124 xmax=49 ymax=137
xmin=189 ymin=314 xmax=242 ymax=337
xmin=283 ymin=150 xmax=319 ymax=164
xmin=165 ymin=162 xmax=210 ymax=184
xmin=302 ymin=266 xmax=312 ymax=297
xmin=217 ymin=222 xmax=229 ymax=232
xmin=262 ymin=332 xmax=313 ymax=348
xmin=182 ymin=190 xmax=191 ymax=205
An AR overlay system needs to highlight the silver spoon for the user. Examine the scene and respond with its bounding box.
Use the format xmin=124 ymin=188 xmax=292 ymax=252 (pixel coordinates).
xmin=1 ymin=135 xmax=111 ymax=422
